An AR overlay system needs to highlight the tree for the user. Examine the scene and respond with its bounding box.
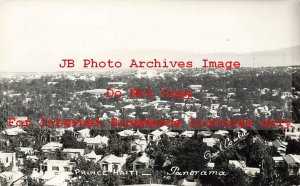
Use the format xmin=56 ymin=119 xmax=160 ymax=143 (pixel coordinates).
xmin=218 ymin=166 xmax=250 ymax=186
xmin=61 ymin=131 xmax=86 ymax=149
xmin=286 ymin=139 xmax=300 ymax=154
xmin=173 ymin=137 xmax=209 ymax=171
xmin=70 ymin=157 xmax=103 ymax=186
xmin=69 ymin=157 xmax=121 ymax=186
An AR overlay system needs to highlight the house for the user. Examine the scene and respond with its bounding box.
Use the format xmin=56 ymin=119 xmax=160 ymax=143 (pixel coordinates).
xmin=124 ymin=104 xmax=135 ymax=110
xmin=188 ymin=85 xmax=202 ymax=92
xmin=107 ymin=82 xmax=127 ymax=87
xmin=76 ymin=128 xmax=90 ymax=139
xmin=203 ymin=138 xmax=219 ymax=147
xmin=182 ymin=111 xmax=197 ymax=123
xmin=207 ymin=162 xmax=215 ymax=169
xmin=272 ymin=157 xmax=284 ymax=167
xmin=84 ymin=151 xmax=102 ymax=162
xmin=18 ymin=147 xmax=34 ymax=166
xmin=233 ymin=128 xmax=247 ymax=137
xmin=130 ymin=137 xmax=147 ymax=153
xmin=41 ymin=159 xmax=75 ymax=186
xmin=207 ymin=110 xmax=218 ymax=118
xmin=41 ymin=142 xmax=63 ymax=153
xmin=165 ymin=131 xmax=179 ymax=138
xmin=62 ymin=148 xmax=85 ymax=159
xmin=84 ymin=135 xmax=109 ymax=150
xmin=99 ymin=154 xmax=128 ymax=173
xmin=260 ymin=88 xmax=270 ymax=95
xmin=282 ymin=154 xmax=300 ymax=175
xmin=281 ymin=91 xmax=292 ymax=99
xmin=136 ymin=70 xmax=163 ymax=79
xmin=19 ymin=147 xmax=34 ymax=155
xmin=229 ymin=160 xmax=260 ymax=177
xmin=50 ymin=128 xmax=66 ymax=142
xmin=148 ymin=129 xmax=164 ymax=142
xmin=180 ymin=131 xmax=194 ymax=138
xmin=1 ymin=127 xmax=27 ymax=136
xmin=0 ymin=151 xmax=16 ymax=169
xmin=211 ymin=104 xmax=220 ymax=110
xmin=0 ymin=152 xmax=24 ymax=186
xmin=0 ymin=171 xmax=24 ymax=186
xmin=118 ymin=130 xmax=135 ymax=137
xmin=244 ymin=167 xmax=260 ymax=177
xmin=177 ymin=178 xmax=202 ymax=186
xmin=197 ymin=130 xmax=212 ymax=137
xmin=229 ymin=160 xmax=246 ymax=169
xmin=133 ymin=130 xmax=146 ymax=139
xmin=132 ymin=153 xmax=150 ymax=171
xmin=282 ymin=123 xmax=300 ymax=140
xmin=271 ymin=140 xmax=287 ymax=156
xmin=214 ymin=130 xmax=229 ymax=136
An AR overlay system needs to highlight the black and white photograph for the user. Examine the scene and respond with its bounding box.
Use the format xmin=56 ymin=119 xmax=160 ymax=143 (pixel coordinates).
xmin=0 ymin=0 xmax=299 ymax=185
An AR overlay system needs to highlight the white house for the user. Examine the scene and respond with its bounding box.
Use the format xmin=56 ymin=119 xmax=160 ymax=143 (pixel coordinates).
xmin=282 ymin=123 xmax=300 ymax=140
xmin=40 ymin=159 xmax=75 ymax=186
xmin=282 ymin=154 xmax=300 ymax=175
xmin=1 ymin=127 xmax=27 ymax=136
xmin=62 ymin=148 xmax=85 ymax=159
xmin=41 ymin=142 xmax=63 ymax=153
xmin=0 ymin=171 xmax=24 ymax=186
xmin=84 ymin=135 xmax=109 ymax=150
xmin=229 ymin=160 xmax=260 ymax=177
xmin=0 ymin=152 xmax=24 ymax=186
xmin=203 ymin=138 xmax=219 ymax=147
xmin=77 ymin=128 xmax=90 ymax=139
xmin=180 ymin=130 xmax=194 ymax=138
xmin=130 ymin=138 xmax=147 ymax=153
xmin=84 ymin=151 xmax=102 ymax=162
xmin=132 ymin=153 xmax=150 ymax=172
xmin=118 ymin=130 xmax=135 ymax=137
xmin=0 ymin=151 xmax=16 ymax=168
xmin=99 ymin=154 xmax=127 ymax=173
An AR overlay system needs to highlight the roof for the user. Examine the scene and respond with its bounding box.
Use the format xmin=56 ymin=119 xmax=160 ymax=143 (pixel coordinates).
xmin=272 ymin=140 xmax=287 ymax=148
xmin=84 ymin=135 xmax=109 ymax=145
xmin=197 ymin=131 xmax=212 ymax=137
xmin=203 ymin=138 xmax=219 ymax=146
xmin=214 ymin=130 xmax=229 ymax=136
xmin=207 ymin=162 xmax=215 ymax=168
xmin=150 ymin=129 xmax=164 ymax=136
xmin=62 ymin=148 xmax=85 ymax=154
xmin=133 ymin=153 xmax=150 ymax=165
xmin=100 ymin=154 xmax=126 ymax=164
xmin=272 ymin=157 xmax=284 ymax=161
xmin=41 ymin=142 xmax=62 ymax=150
xmin=19 ymin=147 xmax=33 ymax=151
xmin=124 ymin=104 xmax=135 ymax=109
xmin=118 ymin=130 xmax=135 ymax=137
xmin=2 ymin=127 xmax=27 ymax=136
xmin=180 ymin=130 xmax=194 ymax=137
xmin=132 ymin=138 xmax=147 ymax=145
xmin=77 ymin=128 xmax=90 ymax=134
xmin=134 ymin=130 xmax=145 ymax=137
xmin=229 ymin=160 xmax=246 ymax=169
xmin=0 ymin=171 xmax=24 ymax=182
xmin=244 ymin=167 xmax=260 ymax=177
xmin=44 ymin=172 xmax=71 ymax=185
xmin=84 ymin=151 xmax=102 ymax=161
xmin=177 ymin=178 xmax=200 ymax=186
xmin=283 ymin=154 xmax=300 ymax=165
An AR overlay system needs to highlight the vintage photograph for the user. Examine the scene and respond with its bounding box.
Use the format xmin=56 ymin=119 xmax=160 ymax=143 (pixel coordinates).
xmin=0 ymin=1 xmax=299 ymax=185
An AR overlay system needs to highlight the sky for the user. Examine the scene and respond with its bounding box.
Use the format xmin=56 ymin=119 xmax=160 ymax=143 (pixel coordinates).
xmin=0 ymin=0 xmax=299 ymax=72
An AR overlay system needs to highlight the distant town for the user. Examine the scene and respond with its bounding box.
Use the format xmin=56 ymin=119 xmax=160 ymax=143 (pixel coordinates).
xmin=0 ymin=66 xmax=299 ymax=186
